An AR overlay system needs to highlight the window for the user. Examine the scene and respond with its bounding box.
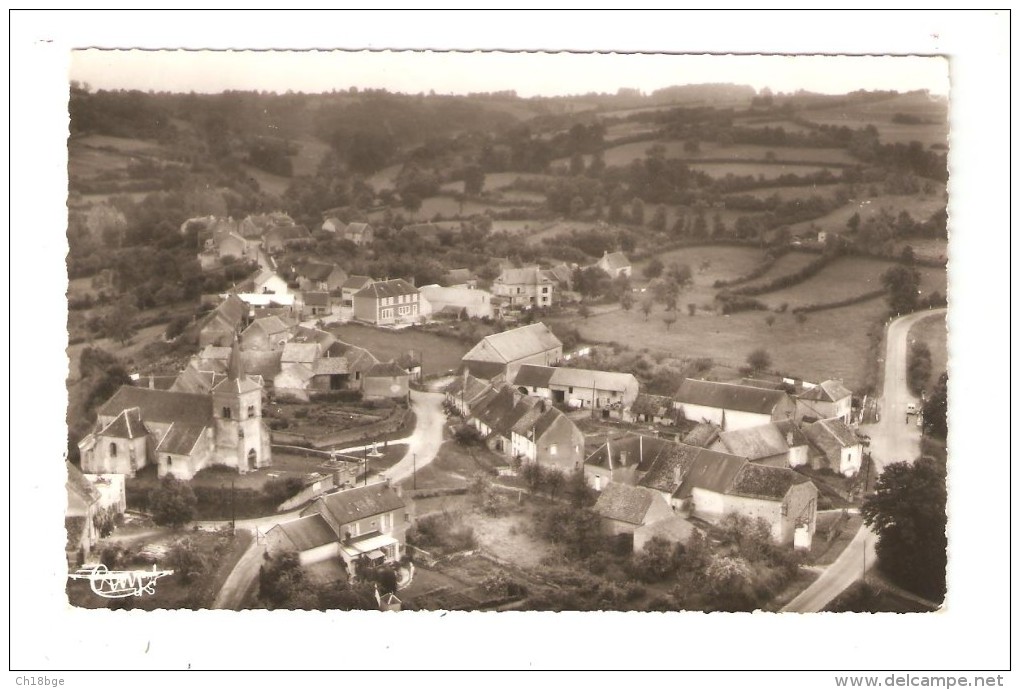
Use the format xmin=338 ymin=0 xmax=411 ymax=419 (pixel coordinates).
xmin=542 ymin=287 xmax=549 ymax=293
xmin=550 ymin=444 xmax=558 ymax=456
xmin=109 ymin=442 xmax=117 ymax=457
xmin=238 ymin=427 xmax=244 ymax=440
xmin=167 ymin=456 xmax=173 ymax=468
xmin=248 ymin=405 xmax=255 ymax=418
xmin=222 ymin=406 xmax=231 ymax=419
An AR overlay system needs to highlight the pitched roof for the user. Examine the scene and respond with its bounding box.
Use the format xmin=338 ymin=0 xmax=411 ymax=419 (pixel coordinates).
xmin=203 ymin=294 xmax=248 ymax=330
xmin=463 ymin=323 xmax=562 ymax=366
xmin=534 ymin=406 xmax=570 ymax=440
xmin=316 ymin=484 xmax=406 ymax=526
xmin=282 ymin=342 xmax=321 ymax=364
xmin=495 ymin=265 xmax=554 ymax=286
xmin=585 ymin=434 xmax=676 ymax=471
xmin=303 ymin=291 xmax=330 ymax=307
xmin=513 ymin=364 xmax=556 ymax=389
xmin=290 ymin=326 xmax=336 ymax=349
xmin=298 ymin=262 xmax=340 ymax=282
xmin=243 ymin=315 xmax=290 ymax=336
xmin=716 ymin=424 xmax=793 ymax=461
xmin=326 ymin=340 xmax=378 ymax=368
xmin=342 ymin=275 xmax=374 ymax=291
xmin=97 ymin=386 xmax=213 ymax=426
xmin=799 ymin=379 xmax=853 ymax=403
xmin=675 ymin=379 xmax=792 ymax=416
xmin=472 ymin=387 xmax=519 ymax=432
xmin=804 ymin=418 xmax=861 ymax=458
xmin=272 ymin=513 xmax=338 ymax=551
xmin=155 ymin=423 xmax=208 ymax=456
xmin=594 ymin=483 xmax=662 ymax=525
xmin=354 ymin=278 xmax=419 ymax=300
xmin=728 ymin=463 xmax=811 ymax=500
xmin=346 ymin=222 xmax=370 ymax=234
xmin=97 ymin=408 xmax=147 ymax=440
xmin=365 ymin=361 xmax=409 ymax=378
xmin=253 ymin=270 xmax=285 ymax=289
xmin=601 ymin=251 xmax=631 ymax=270
xmin=66 ymin=461 xmax=100 ymax=505
xmin=313 ymin=357 xmax=352 ymax=375
xmin=683 ymin=422 xmax=720 ymax=448
xmin=639 ymin=443 xmax=746 ymax=497
xmin=635 ymin=515 xmax=697 ymax=544
xmin=549 ymin=367 xmax=637 ymax=393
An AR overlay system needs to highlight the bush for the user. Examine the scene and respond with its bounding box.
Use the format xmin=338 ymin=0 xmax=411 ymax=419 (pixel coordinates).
xmin=406 ymin=512 xmax=477 ymax=555
xmin=454 ymin=424 xmax=484 ymax=447
xmin=149 ymin=475 xmax=197 ymax=528
xmin=262 ymin=476 xmax=305 ymax=506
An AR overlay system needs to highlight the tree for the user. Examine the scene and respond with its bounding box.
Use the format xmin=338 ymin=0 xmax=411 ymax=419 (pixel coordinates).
xmin=746 ymin=348 xmax=772 ymax=375
xmin=662 ymin=313 xmax=678 ymax=331
xmin=633 ymin=536 xmax=683 ymax=582
xmin=259 ymin=550 xmax=313 ymax=609
xmin=105 ymin=298 xmax=139 ymax=345
xmin=463 ymin=165 xmax=485 ymax=196
xmin=922 ymin=371 xmax=948 ymax=439
xmin=545 ymin=469 xmax=566 ymax=500
xmin=640 ymin=297 xmax=654 ymax=321
xmin=565 ymin=468 xmax=596 ymax=508
xmin=569 ymin=152 xmax=585 ymax=176
xmin=907 ymin=341 xmax=933 ymax=396
xmin=881 ymin=265 xmax=921 ymax=315
xmin=861 ymin=458 xmax=947 ymax=602
xmin=649 ymin=205 xmax=667 ymax=232
xmin=644 ymin=257 xmax=664 ymax=280
xmin=620 ymin=291 xmax=634 ymax=311
xmin=149 ymin=474 xmax=197 ymax=529
xmin=168 ymin=538 xmax=209 ymax=585
xmin=630 ymin=198 xmax=645 ymax=226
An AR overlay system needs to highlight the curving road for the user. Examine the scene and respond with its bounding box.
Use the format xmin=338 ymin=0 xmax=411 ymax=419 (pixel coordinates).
xmin=211 ymin=388 xmax=447 ymax=609
xmin=782 ymin=308 xmax=946 ymax=612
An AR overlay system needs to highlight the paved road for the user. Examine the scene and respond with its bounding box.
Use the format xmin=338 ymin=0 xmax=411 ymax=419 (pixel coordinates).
xmin=210 ymin=388 xmax=448 ymax=609
xmin=782 ymin=308 xmax=946 ymax=613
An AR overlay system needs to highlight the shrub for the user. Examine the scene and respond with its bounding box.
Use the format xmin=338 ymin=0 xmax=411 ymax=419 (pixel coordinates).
xmin=406 ymin=512 xmax=477 ymax=555
xmin=262 ymin=476 xmax=305 ymax=506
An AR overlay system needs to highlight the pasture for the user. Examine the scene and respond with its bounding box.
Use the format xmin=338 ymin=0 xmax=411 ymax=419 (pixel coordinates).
xmin=592 ymin=139 xmax=857 ymax=170
xmin=561 ymin=297 xmax=890 ymax=393
xmin=723 ymin=183 xmax=848 ymax=202
xmin=289 ymin=134 xmax=332 ymax=177
xmin=326 ymin=323 xmax=470 ymax=376
xmin=755 ymin=257 xmax=947 ymax=310
xmin=799 ymin=91 xmax=949 ymax=148
xmin=739 ymin=251 xmax=819 ymax=288
xmin=689 ymin=162 xmax=844 ymax=180
xmin=242 ymin=165 xmax=289 ymax=197
xmin=630 ymin=245 xmax=767 ymax=306
xmin=413 ymin=195 xmax=495 ymax=220
xmin=784 ymin=191 xmax=948 ymax=237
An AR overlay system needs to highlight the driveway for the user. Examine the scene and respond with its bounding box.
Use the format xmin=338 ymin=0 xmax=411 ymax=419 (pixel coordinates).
xmin=782 ymin=308 xmax=945 ymax=613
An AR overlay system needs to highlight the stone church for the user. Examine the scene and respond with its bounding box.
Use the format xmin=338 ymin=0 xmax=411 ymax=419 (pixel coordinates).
xmin=78 ymin=340 xmax=272 ymax=480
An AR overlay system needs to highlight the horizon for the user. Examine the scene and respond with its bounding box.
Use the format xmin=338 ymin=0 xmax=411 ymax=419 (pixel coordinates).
xmin=69 ymin=51 xmax=951 ymax=99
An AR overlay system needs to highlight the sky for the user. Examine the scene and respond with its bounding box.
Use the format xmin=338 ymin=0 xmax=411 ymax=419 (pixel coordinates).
xmin=68 ymin=50 xmax=950 ymax=98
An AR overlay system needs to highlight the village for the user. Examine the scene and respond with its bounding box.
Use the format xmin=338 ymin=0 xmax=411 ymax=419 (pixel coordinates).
xmin=66 ymin=208 xmax=896 ymax=613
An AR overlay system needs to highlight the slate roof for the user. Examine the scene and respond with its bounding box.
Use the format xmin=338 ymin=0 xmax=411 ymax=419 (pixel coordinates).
xmin=315 ymin=484 xmax=406 ymax=526
xmin=303 ymin=291 xmax=330 ymax=307
xmin=533 ymin=407 xmax=568 ymax=440
xmin=97 ymin=386 xmax=213 ymax=426
xmin=463 ymin=323 xmax=562 ymax=366
xmin=313 ymin=357 xmax=352 ymax=375
xmin=273 ymin=513 xmax=338 ymax=551
xmin=365 ymin=361 xmax=409 ymax=378
xmin=354 ymin=279 xmax=419 ymax=300
xmin=675 ymin=379 xmax=791 ymax=415
xmin=728 ymin=463 xmax=811 ymax=500
xmin=155 ymin=423 xmax=208 ymax=456
xmin=473 ymin=387 xmax=518 ymax=432
xmin=206 ymin=294 xmax=248 ymax=327
xmin=639 ymin=443 xmax=746 ymax=498
xmin=513 ymin=364 xmax=557 ymax=389
xmin=98 ymin=408 xmax=147 ymax=440
xmin=799 ymin=379 xmax=853 ymax=403
xmin=594 ymin=483 xmax=660 ymax=525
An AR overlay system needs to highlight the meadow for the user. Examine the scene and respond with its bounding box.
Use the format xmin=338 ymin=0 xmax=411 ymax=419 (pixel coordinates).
xmin=688 ymin=162 xmax=845 ymax=180
xmin=327 ymin=323 xmax=471 ymax=376
xmin=799 ymin=91 xmax=949 ymax=148
xmin=908 ymin=312 xmax=949 ymax=388
xmin=784 ymin=191 xmax=948 ymax=237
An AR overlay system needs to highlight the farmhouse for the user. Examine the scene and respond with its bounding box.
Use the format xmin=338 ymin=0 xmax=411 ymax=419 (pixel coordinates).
xmin=796 ymin=379 xmax=854 ymax=425
xmin=461 ymin=322 xmax=563 ymax=381
xmin=594 ymin=250 xmax=632 ymax=279
xmin=512 ymin=364 xmax=640 ymax=414
xmin=445 ymin=372 xmax=495 ymax=417
xmin=239 ymin=315 xmax=294 ymax=351
xmin=78 ymin=340 xmax=272 ymax=480
xmin=341 ymin=275 xmax=374 ymax=307
xmin=593 ymin=483 xmax=674 ymax=536
xmin=199 ymin=294 xmax=249 ymax=347
xmin=353 ymin=279 xmax=422 ymax=326
xmin=584 ymin=433 xmax=677 ymax=491
xmin=253 ymin=269 xmax=290 ymax=296
xmin=639 ymin=444 xmax=818 ymax=547
xmin=491 ymin=265 xmax=554 ymax=309
xmin=294 ymin=262 xmax=347 ymax=293
xmin=289 ymin=483 xmax=410 ymax=573
xmin=301 ymin=291 xmax=332 ymax=319
xmin=803 ymin=418 xmax=864 ymax=476
xmin=362 ymin=361 xmax=411 ymax=400
xmin=673 ymin=379 xmax=798 ymax=431
xmin=712 ymin=420 xmax=815 ymax=469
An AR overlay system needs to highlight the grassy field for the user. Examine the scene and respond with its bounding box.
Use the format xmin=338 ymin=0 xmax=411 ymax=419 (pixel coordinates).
xmin=242 ymin=165 xmax=290 ymax=197
xmin=891 ymin=238 xmax=948 ymax=263
xmin=557 ymin=297 xmax=888 ymax=392
xmin=739 ymin=251 xmax=819 ymax=288
xmin=785 ymin=191 xmax=948 ymax=238
xmin=723 ymin=183 xmax=848 ymax=202
xmin=908 ymin=311 xmax=948 ymax=387
xmin=630 ymin=244 xmax=766 ymax=297
xmin=327 ymin=323 xmax=471 ymax=376
xmin=689 ymin=162 xmax=845 ymax=180
xmin=413 ymin=195 xmax=496 ymax=220
xmin=490 ymin=219 xmax=553 ymax=237
xmin=735 ymin=118 xmax=817 ymax=134
xmin=289 ymin=134 xmax=331 ymax=177
xmin=756 ymin=257 xmax=947 ymax=310
xmin=799 ymin=92 xmax=949 ymax=148
xmin=592 ymin=139 xmax=857 ymax=170
xmin=604 ymin=121 xmax=659 ymax=142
